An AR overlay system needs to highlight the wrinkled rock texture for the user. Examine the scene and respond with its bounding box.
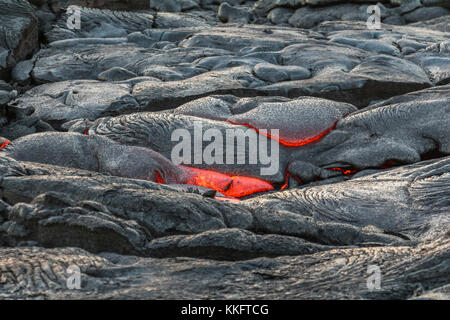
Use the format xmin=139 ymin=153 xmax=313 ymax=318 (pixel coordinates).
xmin=0 ymin=0 xmax=449 ymax=300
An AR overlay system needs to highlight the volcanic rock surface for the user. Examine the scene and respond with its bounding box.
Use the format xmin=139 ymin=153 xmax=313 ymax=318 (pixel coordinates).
xmin=0 ymin=0 xmax=449 ymax=300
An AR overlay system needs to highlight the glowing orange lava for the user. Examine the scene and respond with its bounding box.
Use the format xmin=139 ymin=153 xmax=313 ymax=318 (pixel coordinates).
xmin=0 ymin=140 xmax=10 ymax=149
xmin=182 ymin=166 xmax=274 ymax=198
xmin=280 ymin=172 xmax=302 ymax=190
xmin=327 ymin=167 xmax=358 ymax=176
xmin=154 ymin=170 xmax=164 ymax=184
xmin=227 ymin=120 xmax=338 ymax=147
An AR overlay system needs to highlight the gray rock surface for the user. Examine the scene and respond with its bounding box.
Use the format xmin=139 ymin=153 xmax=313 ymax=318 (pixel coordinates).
xmin=254 ymin=0 xmax=450 ymax=28
xmin=45 ymin=7 xmax=155 ymax=42
xmin=218 ymin=2 xmax=255 ymax=23
xmin=87 ymin=86 xmax=450 ymax=182
xmin=9 ymin=80 xmax=142 ymax=126
xmin=27 ymin=21 xmax=448 ymax=109
xmin=44 ymin=0 xmax=151 ymax=12
xmin=0 ymin=0 xmax=448 ymax=300
xmin=0 ymin=0 xmax=38 ymax=80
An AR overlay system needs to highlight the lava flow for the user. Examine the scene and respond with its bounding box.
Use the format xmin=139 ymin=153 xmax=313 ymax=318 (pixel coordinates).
xmin=327 ymin=167 xmax=358 ymax=176
xmin=0 ymin=140 xmax=10 ymax=149
xmin=88 ymin=119 xmax=345 ymax=198
xmin=181 ymin=166 xmax=274 ymax=198
xmin=280 ymin=172 xmax=302 ymax=190
xmin=227 ymin=120 xmax=338 ymax=147
xmin=161 ymin=118 xmax=341 ymax=197
xmin=153 ymin=170 xmax=165 ymax=184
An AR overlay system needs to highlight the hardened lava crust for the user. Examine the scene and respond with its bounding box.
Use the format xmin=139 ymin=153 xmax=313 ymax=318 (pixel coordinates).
xmin=0 ymin=0 xmax=449 ymax=299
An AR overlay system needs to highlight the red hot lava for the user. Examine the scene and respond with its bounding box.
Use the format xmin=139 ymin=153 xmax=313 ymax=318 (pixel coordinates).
xmin=327 ymin=167 xmax=358 ymax=176
xmin=227 ymin=120 xmax=338 ymax=147
xmin=0 ymin=140 xmax=10 ymax=149
xmin=27 ymin=119 xmax=344 ymax=198
xmin=153 ymin=170 xmax=165 ymax=184
xmin=182 ymin=166 xmax=274 ymax=198
xmin=172 ymin=120 xmax=341 ymax=197
xmin=280 ymin=172 xmax=302 ymax=190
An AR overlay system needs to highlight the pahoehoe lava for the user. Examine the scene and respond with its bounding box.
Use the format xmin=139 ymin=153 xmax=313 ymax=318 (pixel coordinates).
xmin=0 ymin=0 xmax=449 ymax=300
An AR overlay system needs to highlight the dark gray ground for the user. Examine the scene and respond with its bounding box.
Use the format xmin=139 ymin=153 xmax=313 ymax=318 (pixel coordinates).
xmin=0 ymin=0 xmax=449 ymax=300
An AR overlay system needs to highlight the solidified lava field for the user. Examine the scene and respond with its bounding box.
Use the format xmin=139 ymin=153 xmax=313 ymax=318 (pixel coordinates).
xmin=0 ymin=0 xmax=449 ymax=299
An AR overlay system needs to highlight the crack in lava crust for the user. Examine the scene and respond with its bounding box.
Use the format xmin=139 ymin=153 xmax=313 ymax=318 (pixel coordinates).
xmin=327 ymin=167 xmax=358 ymax=175
xmin=0 ymin=140 xmax=10 ymax=149
xmin=227 ymin=120 xmax=338 ymax=147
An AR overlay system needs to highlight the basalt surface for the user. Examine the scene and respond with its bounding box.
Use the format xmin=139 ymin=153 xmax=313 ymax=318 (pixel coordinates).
xmin=0 ymin=0 xmax=449 ymax=300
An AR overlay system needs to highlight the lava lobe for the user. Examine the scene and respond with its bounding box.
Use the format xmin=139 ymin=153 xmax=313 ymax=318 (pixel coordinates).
xmin=182 ymin=166 xmax=275 ymax=198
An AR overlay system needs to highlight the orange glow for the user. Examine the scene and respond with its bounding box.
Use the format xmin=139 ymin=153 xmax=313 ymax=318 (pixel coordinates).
xmin=154 ymin=170 xmax=164 ymax=184
xmin=227 ymin=120 xmax=337 ymax=147
xmin=381 ymin=160 xmax=399 ymax=169
xmin=182 ymin=166 xmax=274 ymax=198
xmin=327 ymin=167 xmax=358 ymax=176
xmin=280 ymin=171 xmax=302 ymax=190
xmin=0 ymin=140 xmax=10 ymax=149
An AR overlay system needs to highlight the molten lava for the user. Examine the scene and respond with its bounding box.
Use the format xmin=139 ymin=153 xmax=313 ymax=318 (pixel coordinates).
xmin=173 ymin=120 xmax=340 ymax=196
xmin=182 ymin=166 xmax=274 ymax=198
xmin=0 ymin=140 xmax=10 ymax=149
xmin=327 ymin=167 xmax=358 ymax=176
xmin=154 ymin=170 xmax=164 ymax=184
xmin=227 ymin=120 xmax=338 ymax=147
xmin=280 ymin=172 xmax=302 ymax=190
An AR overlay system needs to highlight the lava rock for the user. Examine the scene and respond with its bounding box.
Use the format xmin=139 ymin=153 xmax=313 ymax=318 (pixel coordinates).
xmin=47 ymin=0 xmax=151 ymax=12
xmin=228 ymin=97 xmax=355 ymax=145
xmin=2 ymin=132 xmax=185 ymax=183
xmin=0 ymin=0 xmax=449 ymax=301
xmin=218 ymin=2 xmax=254 ymax=23
xmin=10 ymin=80 xmax=141 ymax=125
xmin=45 ymin=7 xmax=154 ymax=42
xmin=253 ymin=63 xmax=311 ymax=82
xmin=0 ymin=0 xmax=39 ymax=80
xmin=0 ymin=235 xmax=447 ymax=299
xmin=248 ymin=157 xmax=450 ymax=240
